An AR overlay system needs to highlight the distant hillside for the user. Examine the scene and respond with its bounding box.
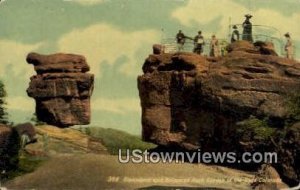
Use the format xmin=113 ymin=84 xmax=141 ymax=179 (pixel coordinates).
xmin=77 ymin=126 xmax=156 ymax=155
xmin=5 ymin=125 xmax=155 ymax=181
xmin=25 ymin=125 xmax=108 ymax=156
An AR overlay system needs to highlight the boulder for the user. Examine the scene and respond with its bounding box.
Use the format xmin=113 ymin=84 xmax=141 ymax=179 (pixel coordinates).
xmin=254 ymin=41 xmax=278 ymax=56
xmin=15 ymin=123 xmax=37 ymax=144
xmin=26 ymin=52 xmax=90 ymax=74
xmin=24 ymin=125 xmax=108 ymax=156
xmin=251 ymin=164 xmax=288 ymax=190
xmin=276 ymin=122 xmax=300 ymax=186
xmin=152 ymin=44 xmax=165 ymax=54
xmin=138 ymin=42 xmax=300 ymax=185
xmin=226 ymin=40 xmax=259 ymax=54
xmin=26 ymin=53 xmax=94 ymax=127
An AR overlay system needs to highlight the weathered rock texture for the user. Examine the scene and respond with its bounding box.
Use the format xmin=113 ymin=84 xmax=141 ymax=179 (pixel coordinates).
xmin=138 ymin=41 xmax=300 ymax=185
xmin=24 ymin=125 xmax=107 ymax=156
xmin=251 ymin=164 xmax=288 ymax=190
xmin=15 ymin=123 xmax=37 ymax=143
xmin=27 ymin=53 xmax=94 ymax=127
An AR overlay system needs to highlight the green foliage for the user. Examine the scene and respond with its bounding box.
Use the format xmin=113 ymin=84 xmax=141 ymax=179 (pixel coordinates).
xmin=0 ymin=129 xmax=21 ymax=182
xmin=30 ymin=113 xmax=46 ymax=126
xmin=236 ymin=116 xmax=276 ymax=141
xmin=2 ymin=154 xmax=46 ymax=182
xmin=0 ymin=127 xmax=44 ymax=182
xmin=80 ymin=127 xmax=156 ymax=155
xmin=286 ymin=92 xmax=300 ymax=122
xmin=0 ymin=129 xmax=20 ymax=172
xmin=0 ymin=80 xmax=8 ymax=124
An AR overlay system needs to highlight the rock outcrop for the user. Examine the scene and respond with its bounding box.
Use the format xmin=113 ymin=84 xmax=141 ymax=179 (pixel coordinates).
xmin=15 ymin=123 xmax=37 ymax=144
xmin=138 ymin=41 xmax=300 ymax=185
xmin=251 ymin=164 xmax=288 ymax=190
xmin=27 ymin=53 xmax=94 ymax=127
xmin=24 ymin=125 xmax=107 ymax=156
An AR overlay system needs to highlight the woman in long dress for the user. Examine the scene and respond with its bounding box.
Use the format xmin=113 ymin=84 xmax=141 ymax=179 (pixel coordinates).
xmin=242 ymin=14 xmax=253 ymax=42
xmin=210 ymin=35 xmax=219 ymax=57
xmin=284 ymin=33 xmax=294 ymax=59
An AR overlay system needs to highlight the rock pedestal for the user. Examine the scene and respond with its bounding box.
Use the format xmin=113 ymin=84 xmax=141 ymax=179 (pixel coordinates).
xmin=27 ymin=52 xmax=94 ymax=127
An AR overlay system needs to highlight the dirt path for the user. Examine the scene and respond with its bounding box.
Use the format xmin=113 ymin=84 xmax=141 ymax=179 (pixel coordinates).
xmin=5 ymin=154 xmax=255 ymax=190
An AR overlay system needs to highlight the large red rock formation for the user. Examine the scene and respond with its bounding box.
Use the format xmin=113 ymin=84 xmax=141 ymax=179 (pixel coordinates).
xmin=27 ymin=53 xmax=94 ymax=127
xmin=138 ymin=41 xmax=300 ymax=185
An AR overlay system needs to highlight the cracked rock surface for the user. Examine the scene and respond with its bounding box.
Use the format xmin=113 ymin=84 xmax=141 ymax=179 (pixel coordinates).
xmin=27 ymin=52 xmax=94 ymax=127
xmin=138 ymin=41 xmax=300 ymax=185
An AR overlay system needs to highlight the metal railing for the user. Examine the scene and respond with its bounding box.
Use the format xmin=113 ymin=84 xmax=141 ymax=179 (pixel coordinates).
xmin=162 ymin=24 xmax=296 ymax=58
xmin=162 ymin=34 xmax=296 ymax=58
xmin=161 ymin=38 xmax=228 ymax=55
xmin=228 ymin=24 xmax=296 ymax=57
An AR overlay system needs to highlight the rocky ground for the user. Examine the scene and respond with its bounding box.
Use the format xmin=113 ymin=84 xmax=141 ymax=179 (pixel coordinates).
xmin=5 ymin=154 xmax=257 ymax=190
xmin=2 ymin=125 xmax=289 ymax=190
xmin=24 ymin=125 xmax=107 ymax=156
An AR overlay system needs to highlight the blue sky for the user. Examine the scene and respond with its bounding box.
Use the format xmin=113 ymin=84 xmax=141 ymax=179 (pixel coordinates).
xmin=0 ymin=0 xmax=300 ymax=134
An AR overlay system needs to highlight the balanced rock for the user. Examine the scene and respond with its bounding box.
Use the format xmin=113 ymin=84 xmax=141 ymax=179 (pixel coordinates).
xmin=27 ymin=52 xmax=94 ymax=127
xmin=138 ymin=40 xmax=300 ymax=185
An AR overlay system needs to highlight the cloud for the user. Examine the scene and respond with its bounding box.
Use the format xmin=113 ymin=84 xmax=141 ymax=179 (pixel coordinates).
xmin=0 ymin=39 xmax=42 ymax=78
xmin=6 ymin=96 xmax=35 ymax=112
xmin=171 ymin=0 xmax=300 ymax=41
xmin=58 ymin=23 xmax=160 ymax=76
xmin=172 ymin=0 xmax=248 ymax=37
xmin=64 ymin=0 xmax=105 ymax=6
xmin=253 ymin=9 xmax=300 ymax=40
xmin=92 ymin=97 xmax=140 ymax=114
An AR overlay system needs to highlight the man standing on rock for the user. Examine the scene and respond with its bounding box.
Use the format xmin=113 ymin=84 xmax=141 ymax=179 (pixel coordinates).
xmin=242 ymin=14 xmax=253 ymax=42
xmin=176 ymin=30 xmax=186 ymax=52
xmin=193 ymin=31 xmax=205 ymax=55
xmin=284 ymin=33 xmax=294 ymax=59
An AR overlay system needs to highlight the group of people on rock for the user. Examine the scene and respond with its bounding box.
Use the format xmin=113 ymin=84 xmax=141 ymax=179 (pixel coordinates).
xmin=176 ymin=30 xmax=221 ymax=57
xmin=175 ymin=14 xmax=294 ymax=59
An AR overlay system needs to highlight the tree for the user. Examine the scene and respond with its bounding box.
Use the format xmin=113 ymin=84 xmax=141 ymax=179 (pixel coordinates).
xmin=30 ymin=113 xmax=45 ymax=126
xmin=0 ymin=80 xmax=8 ymax=124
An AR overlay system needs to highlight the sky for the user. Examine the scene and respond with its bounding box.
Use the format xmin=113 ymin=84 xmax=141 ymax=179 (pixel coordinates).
xmin=0 ymin=0 xmax=300 ymax=135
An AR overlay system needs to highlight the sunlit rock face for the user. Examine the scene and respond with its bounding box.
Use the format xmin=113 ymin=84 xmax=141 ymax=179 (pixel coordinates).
xmin=138 ymin=41 xmax=300 ymax=185
xmin=27 ymin=52 xmax=94 ymax=127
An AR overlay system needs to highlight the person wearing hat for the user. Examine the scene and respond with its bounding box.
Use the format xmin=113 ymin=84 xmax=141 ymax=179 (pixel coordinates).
xmin=242 ymin=14 xmax=253 ymax=42
xmin=231 ymin=25 xmax=240 ymax=43
xmin=284 ymin=33 xmax=294 ymax=59
xmin=210 ymin=34 xmax=219 ymax=57
xmin=193 ymin=31 xmax=205 ymax=55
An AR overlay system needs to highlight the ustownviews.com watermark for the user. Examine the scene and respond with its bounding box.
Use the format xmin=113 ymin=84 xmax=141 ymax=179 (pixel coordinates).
xmin=118 ymin=149 xmax=278 ymax=164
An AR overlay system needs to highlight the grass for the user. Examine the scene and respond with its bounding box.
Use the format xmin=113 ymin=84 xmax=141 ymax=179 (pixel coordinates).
xmin=79 ymin=127 xmax=156 ymax=155
xmin=236 ymin=116 xmax=276 ymax=141
xmin=2 ymin=126 xmax=155 ymax=182
xmin=1 ymin=153 xmax=47 ymax=182
xmin=286 ymin=92 xmax=300 ymax=121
